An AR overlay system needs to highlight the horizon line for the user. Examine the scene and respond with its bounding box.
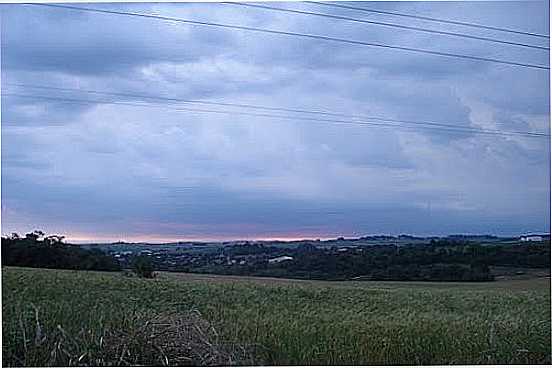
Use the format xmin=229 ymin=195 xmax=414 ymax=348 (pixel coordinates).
xmin=4 ymin=230 xmax=551 ymax=245
xmin=61 ymin=233 xmax=552 ymax=245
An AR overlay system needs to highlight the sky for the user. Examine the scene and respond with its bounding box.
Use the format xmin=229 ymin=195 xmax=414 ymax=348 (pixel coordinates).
xmin=1 ymin=1 xmax=550 ymax=242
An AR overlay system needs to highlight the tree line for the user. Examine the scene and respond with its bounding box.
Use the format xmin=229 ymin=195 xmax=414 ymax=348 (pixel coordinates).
xmin=1 ymin=231 xmax=120 ymax=271
xmin=193 ymin=239 xmax=550 ymax=281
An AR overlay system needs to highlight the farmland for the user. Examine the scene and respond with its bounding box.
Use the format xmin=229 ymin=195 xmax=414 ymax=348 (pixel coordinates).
xmin=2 ymin=266 xmax=550 ymax=366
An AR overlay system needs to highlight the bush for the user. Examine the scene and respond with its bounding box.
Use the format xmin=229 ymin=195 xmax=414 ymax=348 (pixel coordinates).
xmin=131 ymin=255 xmax=156 ymax=278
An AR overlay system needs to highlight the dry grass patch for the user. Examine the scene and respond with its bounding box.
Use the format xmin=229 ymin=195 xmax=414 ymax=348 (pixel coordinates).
xmin=104 ymin=310 xmax=252 ymax=366
xmin=6 ymin=305 xmax=252 ymax=367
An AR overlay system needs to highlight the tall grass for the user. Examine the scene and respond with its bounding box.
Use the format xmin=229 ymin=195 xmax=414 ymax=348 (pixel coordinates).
xmin=2 ymin=267 xmax=550 ymax=366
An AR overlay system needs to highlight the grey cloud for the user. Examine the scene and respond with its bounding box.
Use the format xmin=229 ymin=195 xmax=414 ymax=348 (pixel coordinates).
xmin=1 ymin=2 xmax=550 ymax=239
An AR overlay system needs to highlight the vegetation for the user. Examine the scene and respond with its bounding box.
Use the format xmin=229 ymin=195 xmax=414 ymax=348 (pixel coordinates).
xmin=131 ymin=255 xmax=156 ymax=278
xmin=3 ymin=232 xmax=549 ymax=282
xmin=2 ymin=267 xmax=550 ymax=366
xmin=1 ymin=231 xmax=120 ymax=272
xmin=183 ymin=240 xmax=549 ymax=281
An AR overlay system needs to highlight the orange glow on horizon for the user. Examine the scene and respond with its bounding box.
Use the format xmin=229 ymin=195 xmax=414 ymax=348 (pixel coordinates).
xmin=63 ymin=232 xmax=350 ymax=244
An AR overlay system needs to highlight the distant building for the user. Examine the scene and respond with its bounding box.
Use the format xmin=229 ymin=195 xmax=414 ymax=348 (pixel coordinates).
xmin=521 ymin=235 xmax=543 ymax=242
xmin=114 ymin=251 xmax=133 ymax=256
xmin=268 ymin=256 xmax=293 ymax=264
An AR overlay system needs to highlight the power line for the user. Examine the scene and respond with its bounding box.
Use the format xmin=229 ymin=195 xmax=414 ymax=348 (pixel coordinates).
xmin=7 ymin=82 xmax=500 ymax=130
xmin=6 ymin=83 xmax=550 ymax=137
xmin=5 ymin=82 xmax=362 ymax=120
xmin=308 ymin=1 xmax=550 ymax=39
xmin=225 ymin=2 xmax=548 ymax=51
xmin=3 ymin=92 xmax=549 ymax=138
xmin=25 ymin=3 xmax=550 ymax=70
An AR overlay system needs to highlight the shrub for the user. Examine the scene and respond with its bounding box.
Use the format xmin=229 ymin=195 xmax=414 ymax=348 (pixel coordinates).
xmin=131 ymin=255 xmax=156 ymax=278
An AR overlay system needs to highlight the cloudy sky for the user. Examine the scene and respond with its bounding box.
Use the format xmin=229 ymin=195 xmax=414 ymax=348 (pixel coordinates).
xmin=1 ymin=1 xmax=550 ymax=242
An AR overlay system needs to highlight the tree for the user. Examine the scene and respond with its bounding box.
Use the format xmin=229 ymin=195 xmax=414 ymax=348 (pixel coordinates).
xmin=1 ymin=232 xmax=120 ymax=272
xmin=131 ymin=255 xmax=156 ymax=278
xmin=25 ymin=230 xmax=45 ymax=242
xmin=43 ymin=235 xmax=66 ymax=247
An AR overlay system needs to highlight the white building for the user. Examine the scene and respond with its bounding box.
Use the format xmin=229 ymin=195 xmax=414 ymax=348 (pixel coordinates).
xmin=268 ymin=256 xmax=294 ymax=264
xmin=521 ymin=235 xmax=543 ymax=242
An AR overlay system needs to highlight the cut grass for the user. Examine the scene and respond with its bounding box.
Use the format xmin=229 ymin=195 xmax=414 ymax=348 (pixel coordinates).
xmin=2 ymin=267 xmax=550 ymax=366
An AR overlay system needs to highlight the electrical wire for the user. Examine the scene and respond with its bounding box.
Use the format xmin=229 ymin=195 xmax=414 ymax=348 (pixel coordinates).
xmin=226 ymin=2 xmax=548 ymax=51
xmin=308 ymin=1 xmax=550 ymax=39
xmin=24 ymin=3 xmax=550 ymax=70
xmin=3 ymin=92 xmax=549 ymax=138
xmin=6 ymin=83 xmax=549 ymax=137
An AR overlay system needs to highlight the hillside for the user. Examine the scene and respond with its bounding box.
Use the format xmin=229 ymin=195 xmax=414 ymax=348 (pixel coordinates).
xmin=2 ymin=267 xmax=550 ymax=366
xmin=84 ymin=236 xmax=551 ymax=282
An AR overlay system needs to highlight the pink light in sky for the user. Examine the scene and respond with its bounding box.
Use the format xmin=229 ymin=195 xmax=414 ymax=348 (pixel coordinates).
xmin=3 ymin=219 xmax=356 ymax=244
xmin=63 ymin=231 xmax=348 ymax=244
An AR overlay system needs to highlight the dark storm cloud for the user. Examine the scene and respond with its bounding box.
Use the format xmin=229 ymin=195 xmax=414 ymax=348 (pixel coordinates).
xmin=1 ymin=1 xmax=550 ymax=240
xmin=1 ymin=3 xmax=238 ymax=75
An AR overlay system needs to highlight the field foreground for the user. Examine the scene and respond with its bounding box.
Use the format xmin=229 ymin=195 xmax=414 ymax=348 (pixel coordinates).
xmin=2 ymin=267 xmax=551 ymax=366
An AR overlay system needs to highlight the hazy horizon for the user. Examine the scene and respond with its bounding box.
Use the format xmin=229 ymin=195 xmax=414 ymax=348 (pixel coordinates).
xmin=3 ymin=229 xmax=548 ymax=245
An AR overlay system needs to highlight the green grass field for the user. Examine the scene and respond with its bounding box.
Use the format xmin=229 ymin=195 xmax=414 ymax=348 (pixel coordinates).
xmin=2 ymin=267 xmax=550 ymax=366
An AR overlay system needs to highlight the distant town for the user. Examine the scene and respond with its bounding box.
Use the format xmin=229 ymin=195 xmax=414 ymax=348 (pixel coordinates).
xmin=73 ymin=233 xmax=550 ymax=281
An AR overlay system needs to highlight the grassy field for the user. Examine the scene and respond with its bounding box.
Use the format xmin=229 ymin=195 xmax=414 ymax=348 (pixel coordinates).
xmin=2 ymin=267 xmax=550 ymax=366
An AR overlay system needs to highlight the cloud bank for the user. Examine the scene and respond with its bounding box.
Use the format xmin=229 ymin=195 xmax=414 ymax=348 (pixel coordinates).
xmin=1 ymin=1 xmax=550 ymax=241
